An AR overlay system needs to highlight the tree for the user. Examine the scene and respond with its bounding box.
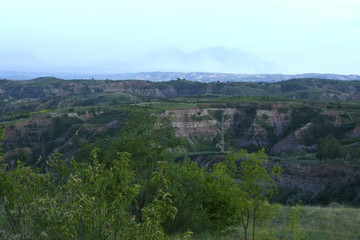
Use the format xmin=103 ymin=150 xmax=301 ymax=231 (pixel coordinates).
xmin=0 ymin=149 xmax=182 ymax=239
xmin=287 ymin=203 xmax=305 ymax=240
xmin=164 ymin=149 xmax=282 ymax=237
xmin=75 ymin=107 xmax=183 ymax=222
xmin=162 ymin=157 xmax=240 ymax=234
xmin=203 ymin=160 xmax=241 ymax=233
xmin=163 ymin=159 xmax=208 ymax=233
xmin=316 ymin=134 xmax=343 ymax=161
xmin=225 ymin=149 xmax=282 ymax=240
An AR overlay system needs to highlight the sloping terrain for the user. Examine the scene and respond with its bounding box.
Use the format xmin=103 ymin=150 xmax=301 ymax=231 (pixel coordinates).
xmin=2 ymin=78 xmax=360 ymax=160
xmin=2 ymin=77 xmax=360 ymax=205
xmin=2 ymin=78 xmax=360 ymax=103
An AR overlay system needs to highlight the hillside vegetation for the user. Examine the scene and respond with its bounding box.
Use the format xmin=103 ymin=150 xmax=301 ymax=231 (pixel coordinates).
xmin=1 ymin=77 xmax=360 ymax=102
xmin=1 ymin=77 xmax=360 ymax=239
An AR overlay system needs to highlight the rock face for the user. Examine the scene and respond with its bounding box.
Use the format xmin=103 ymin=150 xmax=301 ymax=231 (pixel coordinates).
xmin=1 ymin=110 xmax=118 ymax=163
xmin=165 ymin=103 xmax=294 ymax=150
xmin=271 ymin=133 xmax=301 ymax=154
xmin=236 ymin=105 xmax=291 ymax=148
xmin=166 ymin=108 xmax=237 ymax=138
xmin=4 ymin=117 xmax=53 ymax=149
xmin=164 ymin=103 xmax=359 ymax=154
xmin=166 ymin=109 xmax=218 ymax=137
xmin=2 ymin=98 xmax=359 ymax=165
xmin=271 ymin=122 xmax=315 ymax=154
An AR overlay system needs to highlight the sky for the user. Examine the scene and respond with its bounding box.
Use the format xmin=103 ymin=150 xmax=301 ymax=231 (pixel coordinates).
xmin=1 ymin=0 xmax=360 ymax=74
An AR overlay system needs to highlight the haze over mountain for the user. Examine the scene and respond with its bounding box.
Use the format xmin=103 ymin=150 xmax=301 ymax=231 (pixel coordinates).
xmin=1 ymin=71 xmax=360 ymax=82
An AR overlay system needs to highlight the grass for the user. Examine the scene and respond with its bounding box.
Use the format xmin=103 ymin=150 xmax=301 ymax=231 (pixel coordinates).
xmin=134 ymin=95 xmax=300 ymax=113
xmin=136 ymin=101 xmax=200 ymax=112
xmin=277 ymin=205 xmax=360 ymax=240
xmin=193 ymin=205 xmax=360 ymax=240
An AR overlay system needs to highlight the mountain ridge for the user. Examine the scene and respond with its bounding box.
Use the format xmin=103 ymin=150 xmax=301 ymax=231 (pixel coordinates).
xmin=2 ymin=71 xmax=360 ymax=82
xmin=2 ymin=78 xmax=360 ymax=102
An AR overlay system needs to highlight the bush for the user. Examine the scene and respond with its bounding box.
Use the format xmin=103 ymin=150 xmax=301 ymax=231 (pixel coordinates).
xmin=316 ymin=134 xmax=343 ymax=160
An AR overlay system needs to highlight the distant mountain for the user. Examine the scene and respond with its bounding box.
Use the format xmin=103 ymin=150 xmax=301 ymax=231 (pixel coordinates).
xmin=1 ymin=71 xmax=360 ymax=82
xmin=109 ymin=72 xmax=360 ymax=82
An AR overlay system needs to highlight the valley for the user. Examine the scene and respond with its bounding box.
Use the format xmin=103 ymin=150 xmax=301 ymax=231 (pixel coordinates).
xmin=1 ymin=77 xmax=360 ymax=239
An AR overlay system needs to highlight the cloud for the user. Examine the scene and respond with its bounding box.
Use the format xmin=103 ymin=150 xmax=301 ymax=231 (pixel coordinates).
xmin=0 ymin=47 xmax=285 ymax=74
xmin=136 ymin=47 xmax=285 ymax=74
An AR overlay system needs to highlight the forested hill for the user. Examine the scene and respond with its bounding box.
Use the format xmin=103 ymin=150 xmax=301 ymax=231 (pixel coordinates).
xmin=1 ymin=77 xmax=360 ymax=102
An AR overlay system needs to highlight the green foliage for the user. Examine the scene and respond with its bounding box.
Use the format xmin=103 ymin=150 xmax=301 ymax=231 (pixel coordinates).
xmin=163 ymin=158 xmax=239 ymax=234
xmin=186 ymin=136 xmax=220 ymax=153
xmin=287 ymin=203 xmax=305 ymax=240
xmin=208 ymin=109 xmax=223 ymax=122
xmin=0 ymin=108 xmax=290 ymax=239
xmin=0 ymin=160 xmax=52 ymax=238
xmin=76 ymin=108 xmax=183 ymax=223
xmin=203 ymin=161 xmax=240 ymax=233
xmin=16 ymin=149 xmax=30 ymax=164
xmin=0 ymin=128 xmax=4 ymax=162
xmin=316 ymin=134 xmax=343 ymax=160
xmin=258 ymin=103 xmax=272 ymax=110
xmin=142 ymin=190 xmax=178 ymax=239
xmin=225 ymin=149 xmax=282 ymax=240
xmin=272 ymin=186 xmax=312 ymax=205
xmin=282 ymin=105 xmax=319 ymax=137
xmin=0 ymin=150 xmax=185 ymax=239
xmin=278 ymin=107 xmax=289 ymax=114
xmin=1 ymin=151 xmax=132 ymax=239
xmin=314 ymin=175 xmax=360 ymax=206
xmin=299 ymin=117 xmax=355 ymax=146
xmin=259 ymin=204 xmax=360 ymax=240
xmin=164 ymin=150 xmax=283 ymax=238
xmin=163 ymin=159 xmax=209 ymax=233
xmin=52 ymin=115 xmax=83 ymax=139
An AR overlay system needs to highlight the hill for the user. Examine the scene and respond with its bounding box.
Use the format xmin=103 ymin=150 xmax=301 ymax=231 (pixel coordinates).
xmin=1 ymin=77 xmax=360 ymax=102
xmin=1 ymin=77 xmax=360 ymax=206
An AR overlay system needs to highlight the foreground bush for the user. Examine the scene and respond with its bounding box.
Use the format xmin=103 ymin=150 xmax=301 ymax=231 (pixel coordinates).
xmin=0 ymin=151 xmax=182 ymax=239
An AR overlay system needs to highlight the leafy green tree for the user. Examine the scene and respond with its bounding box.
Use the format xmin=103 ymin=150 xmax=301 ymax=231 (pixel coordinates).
xmin=1 ymin=111 xmax=284 ymax=239
xmin=161 ymin=157 xmax=244 ymax=235
xmin=41 ymin=150 xmax=141 ymax=240
xmin=203 ymin=161 xmax=240 ymax=233
xmin=225 ymin=149 xmax=282 ymax=240
xmin=163 ymin=159 xmax=210 ymax=234
xmin=316 ymin=134 xmax=343 ymax=161
xmin=164 ymin=149 xmax=281 ymax=237
xmin=0 ymin=149 xmax=183 ymax=239
xmin=0 ymin=160 xmax=50 ymax=238
xmin=76 ymin=107 xmax=183 ymax=222
xmin=17 ymin=148 xmax=30 ymax=163
xmin=287 ymin=203 xmax=305 ymax=240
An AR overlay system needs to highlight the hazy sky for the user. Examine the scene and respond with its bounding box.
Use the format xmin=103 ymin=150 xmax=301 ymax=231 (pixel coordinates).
xmin=1 ymin=0 xmax=360 ymax=74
